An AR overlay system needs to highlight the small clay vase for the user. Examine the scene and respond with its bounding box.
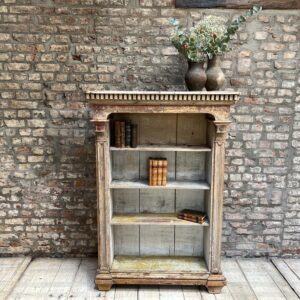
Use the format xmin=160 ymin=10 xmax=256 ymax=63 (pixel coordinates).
xmin=185 ymin=61 xmax=207 ymax=91
xmin=205 ymin=55 xmax=225 ymax=91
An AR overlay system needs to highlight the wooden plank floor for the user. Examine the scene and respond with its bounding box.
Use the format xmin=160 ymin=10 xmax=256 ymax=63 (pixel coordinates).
xmin=2 ymin=257 xmax=299 ymax=300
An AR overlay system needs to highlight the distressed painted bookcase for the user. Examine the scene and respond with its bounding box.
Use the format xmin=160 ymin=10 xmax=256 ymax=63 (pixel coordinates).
xmin=86 ymin=91 xmax=239 ymax=293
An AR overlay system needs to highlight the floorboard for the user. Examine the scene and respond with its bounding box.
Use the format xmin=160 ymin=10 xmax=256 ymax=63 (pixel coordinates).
xmin=272 ymin=258 xmax=300 ymax=298
xmin=237 ymin=259 xmax=286 ymax=300
xmin=0 ymin=257 xmax=31 ymax=300
xmin=3 ymin=257 xmax=300 ymax=300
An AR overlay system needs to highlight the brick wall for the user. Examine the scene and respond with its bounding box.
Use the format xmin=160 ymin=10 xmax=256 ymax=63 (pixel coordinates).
xmin=0 ymin=0 xmax=299 ymax=257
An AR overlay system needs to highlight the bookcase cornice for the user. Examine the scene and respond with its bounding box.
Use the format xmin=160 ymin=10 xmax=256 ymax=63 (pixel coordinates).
xmin=85 ymin=90 xmax=239 ymax=105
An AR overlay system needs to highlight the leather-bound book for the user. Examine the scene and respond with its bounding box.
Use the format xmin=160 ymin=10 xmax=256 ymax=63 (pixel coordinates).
xmin=149 ymin=158 xmax=153 ymax=186
xmin=157 ymin=159 xmax=163 ymax=186
xmin=131 ymin=124 xmax=137 ymax=148
xmin=114 ymin=121 xmax=121 ymax=147
xmin=162 ymin=158 xmax=168 ymax=186
xmin=178 ymin=209 xmax=207 ymax=224
xmin=152 ymin=159 xmax=158 ymax=186
xmin=120 ymin=121 xmax=125 ymax=148
xmin=125 ymin=121 xmax=131 ymax=147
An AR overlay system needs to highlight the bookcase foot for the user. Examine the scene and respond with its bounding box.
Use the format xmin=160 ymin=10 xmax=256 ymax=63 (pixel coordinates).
xmin=206 ymin=274 xmax=226 ymax=294
xmin=95 ymin=273 xmax=113 ymax=291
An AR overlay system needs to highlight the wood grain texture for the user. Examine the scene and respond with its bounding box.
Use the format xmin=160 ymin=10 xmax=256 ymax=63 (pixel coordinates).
xmin=0 ymin=257 xmax=31 ymax=300
xmin=175 ymin=0 xmax=300 ymax=9
xmin=111 ymin=145 xmax=211 ymax=152
xmin=272 ymin=258 xmax=300 ymax=298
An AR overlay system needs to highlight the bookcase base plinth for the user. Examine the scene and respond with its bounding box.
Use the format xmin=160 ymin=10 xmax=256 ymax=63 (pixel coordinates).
xmin=95 ymin=272 xmax=226 ymax=294
xmin=95 ymin=273 xmax=113 ymax=291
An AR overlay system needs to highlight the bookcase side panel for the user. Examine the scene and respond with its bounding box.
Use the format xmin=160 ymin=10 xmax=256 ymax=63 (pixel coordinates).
xmin=203 ymin=121 xmax=215 ymax=271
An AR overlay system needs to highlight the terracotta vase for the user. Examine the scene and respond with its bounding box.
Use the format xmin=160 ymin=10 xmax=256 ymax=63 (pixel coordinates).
xmin=205 ymin=55 xmax=225 ymax=91
xmin=185 ymin=61 xmax=207 ymax=91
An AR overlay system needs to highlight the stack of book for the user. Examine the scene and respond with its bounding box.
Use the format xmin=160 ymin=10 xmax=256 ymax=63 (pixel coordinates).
xmin=178 ymin=209 xmax=207 ymax=224
xmin=114 ymin=120 xmax=137 ymax=148
xmin=149 ymin=158 xmax=168 ymax=186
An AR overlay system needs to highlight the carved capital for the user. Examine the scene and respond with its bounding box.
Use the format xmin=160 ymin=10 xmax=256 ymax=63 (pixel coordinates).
xmin=214 ymin=121 xmax=231 ymax=146
xmin=94 ymin=120 xmax=109 ymax=143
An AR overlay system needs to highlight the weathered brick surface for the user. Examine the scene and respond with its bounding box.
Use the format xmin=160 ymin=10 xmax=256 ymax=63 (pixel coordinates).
xmin=0 ymin=1 xmax=299 ymax=257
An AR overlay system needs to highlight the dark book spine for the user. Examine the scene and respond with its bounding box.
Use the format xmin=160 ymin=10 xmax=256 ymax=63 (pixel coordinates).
xmin=131 ymin=124 xmax=137 ymax=148
xmin=125 ymin=121 xmax=131 ymax=147
xmin=120 ymin=121 xmax=125 ymax=148
xmin=114 ymin=121 xmax=121 ymax=147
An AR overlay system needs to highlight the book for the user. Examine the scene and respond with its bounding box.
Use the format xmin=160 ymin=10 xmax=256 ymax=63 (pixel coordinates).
xmin=178 ymin=209 xmax=207 ymax=224
xmin=157 ymin=159 xmax=163 ymax=186
xmin=162 ymin=158 xmax=168 ymax=186
xmin=125 ymin=121 xmax=131 ymax=147
xmin=131 ymin=124 xmax=137 ymax=148
xmin=152 ymin=159 xmax=158 ymax=186
xmin=149 ymin=158 xmax=153 ymax=186
xmin=120 ymin=121 xmax=125 ymax=148
xmin=114 ymin=121 xmax=121 ymax=147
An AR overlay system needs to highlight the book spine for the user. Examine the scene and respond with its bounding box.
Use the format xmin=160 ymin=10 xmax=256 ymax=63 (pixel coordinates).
xmin=114 ymin=121 xmax=121 ymax=147
xmin=162 ymin=158 xmax=168 ymax=186
xmin=149 ymin=158 xmax=153 ymax=186
xmin=120 ymin=121 xmax=125 ymax=148
xmin=152 ymin=159 xmax=158 ymax=186
xmin=178 ymin=215 xmax=199 ymax=224
xmin=157 ymin=159 xmax=163 ymax=186
xmin=131 ymin=124 xmax=137 ymax=148
xmin=125 ymin=121 xmax=131 ymax=147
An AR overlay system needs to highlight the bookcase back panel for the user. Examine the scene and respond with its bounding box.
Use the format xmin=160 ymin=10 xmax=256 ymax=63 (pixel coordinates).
xmin=112 ymin=189 xmax=205 ymax=214
xmin=113 ymin=225 xmax=204 ymax=257
xmin=140 ymin=226 xmax=175 ymax=256
xmin=112 ymin=151 xmax=139 ymax=180
xmin=113 ymin=190 xmax=139 ymax=213
xmin=111 ymin=113 xmax=208 ymax=147
xmin=175 ymin=190 xmax=205 ymax=212
xmin=113 ymin=225 xmax=139 ymax=256
xmin=175 ymin=227 xmax=203 ymax=256
xmin=177 ymin=114 xmax=207 ymax=146
xmin=175 ymin=152 xmax=206 ymax=181
xmin=139 ymin=190 xmax=175 ymax=213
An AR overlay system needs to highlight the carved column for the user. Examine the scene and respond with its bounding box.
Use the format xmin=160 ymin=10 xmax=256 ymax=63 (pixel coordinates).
xmin=207 ymin=120 xmax=230 ymax=294
xmin=94 ymin=120 xmax=113 ymax=291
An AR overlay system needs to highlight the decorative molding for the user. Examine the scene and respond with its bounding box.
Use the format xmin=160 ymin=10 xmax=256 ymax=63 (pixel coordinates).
xmin=85 ymin=91 xmax=239 ymax=105
xmin=175 ymin=0 xmax=300 ymax=9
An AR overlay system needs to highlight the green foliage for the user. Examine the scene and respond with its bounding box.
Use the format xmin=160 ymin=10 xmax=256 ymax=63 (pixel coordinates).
xmin=170 ymin=5 xmax=262 ymax=61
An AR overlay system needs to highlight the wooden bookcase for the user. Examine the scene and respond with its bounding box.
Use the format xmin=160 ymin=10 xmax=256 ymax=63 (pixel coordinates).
xmin=86 ymin=91 xmax=239 ymax=294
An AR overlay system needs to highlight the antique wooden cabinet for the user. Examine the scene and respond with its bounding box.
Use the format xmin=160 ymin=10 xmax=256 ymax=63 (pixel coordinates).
xmin=86 ymin=91 xmax=239 ymax=294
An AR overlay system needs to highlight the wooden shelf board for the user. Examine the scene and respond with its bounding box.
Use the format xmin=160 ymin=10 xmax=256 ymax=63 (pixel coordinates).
xmin=110 ymin=145 xmax=211 ymax=152
xmin=110 ymin=180 xmax=210 ymax=190
xmin=111 ymin=256 xmax=208 ymax=273
xmin=111 ymin=213 xmax=209 ymax=226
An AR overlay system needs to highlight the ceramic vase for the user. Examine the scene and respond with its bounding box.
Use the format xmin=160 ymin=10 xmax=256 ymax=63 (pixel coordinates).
xmin=205 ymin=55 xmax=225 ymax=91
xmin=185 ymin=61 xmax=207 ymax=91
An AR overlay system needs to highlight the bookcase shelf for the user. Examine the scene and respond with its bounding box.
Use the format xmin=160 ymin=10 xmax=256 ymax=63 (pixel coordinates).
xmin=110 ymin=180 xmax=210 ymax=190
xmin=111 ymin=256 xmax=208 ymax=273
xmin=88 ymin=90 xmax=239 ymax=293
xmin=111 ymin=213 xmax=209 ymax=226
xmin=110 ymin=145 xmax=211 ymax=152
